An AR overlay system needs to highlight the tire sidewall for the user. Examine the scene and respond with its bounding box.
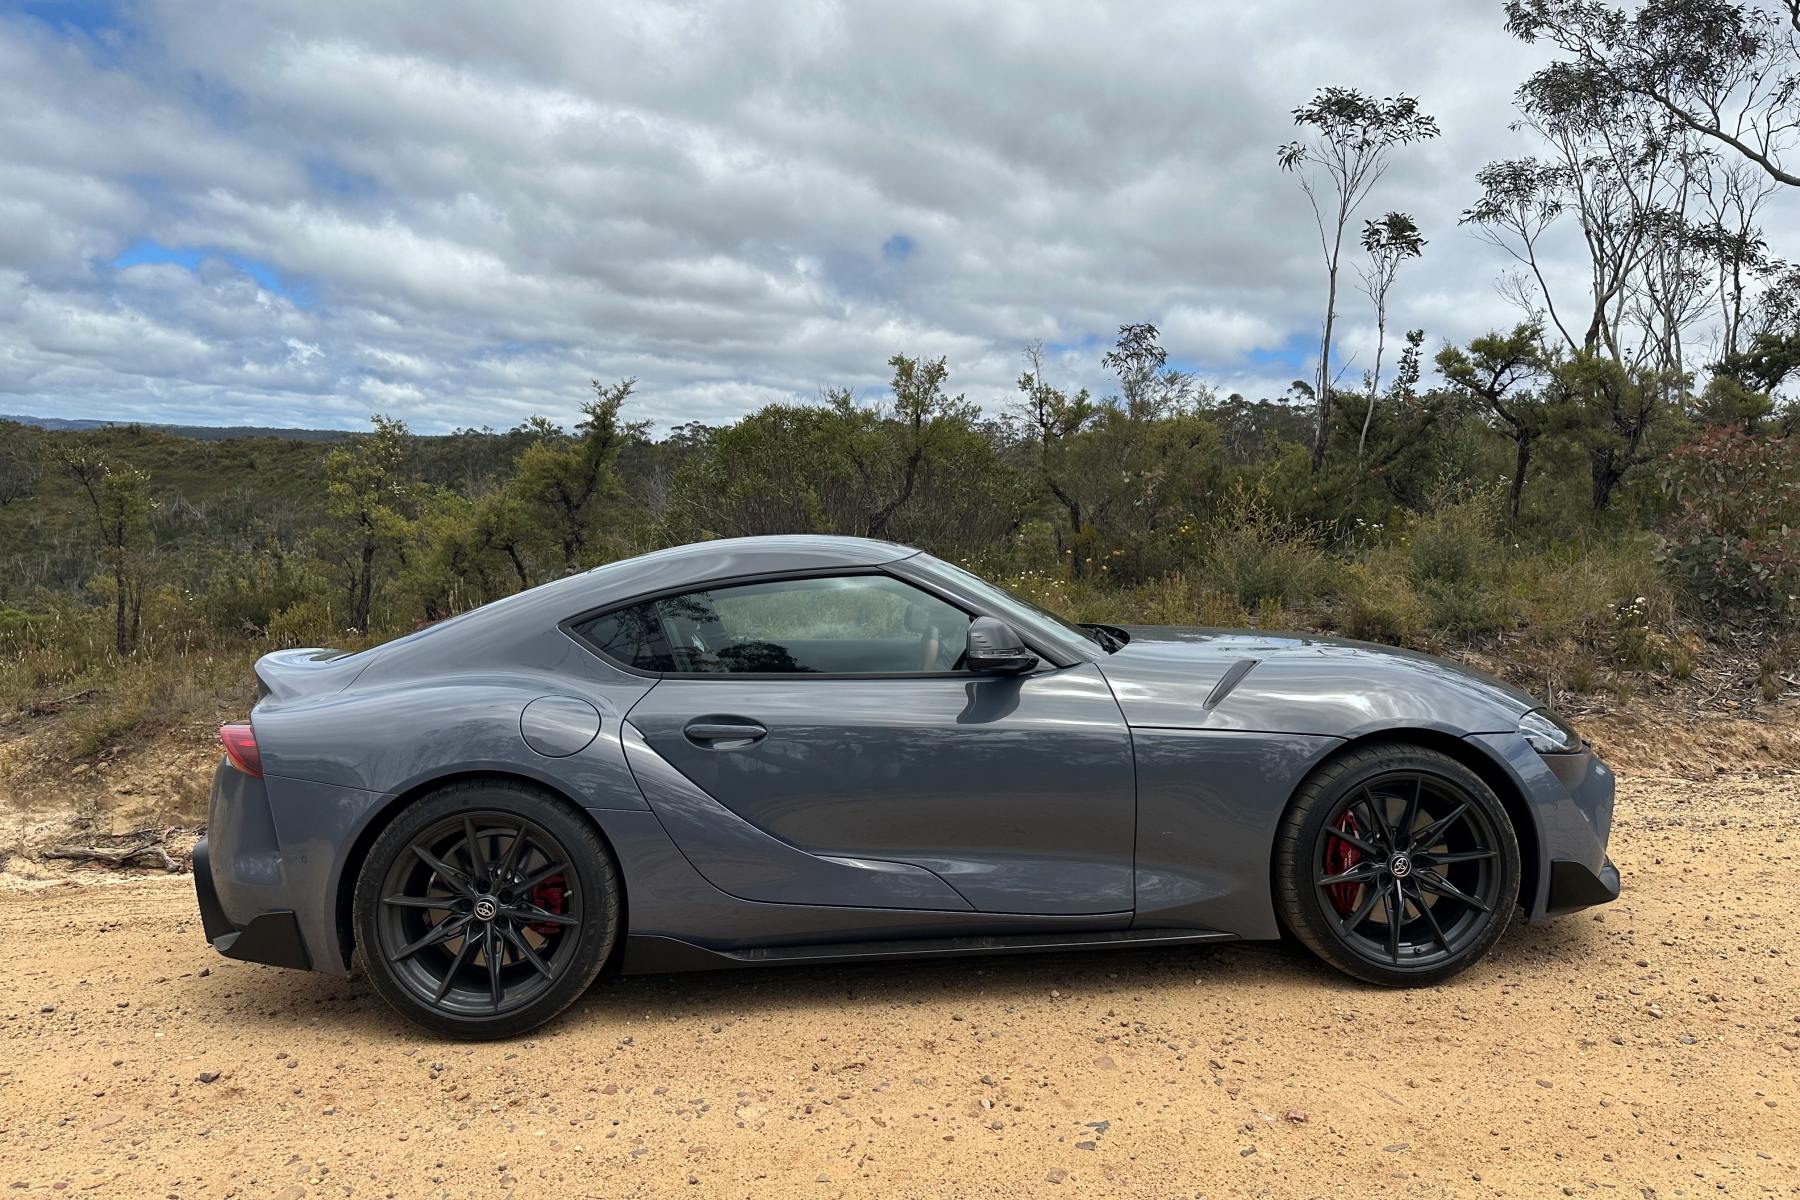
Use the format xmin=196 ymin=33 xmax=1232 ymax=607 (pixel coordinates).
xmin=353 ymin=781 xmax=619 ymax=1039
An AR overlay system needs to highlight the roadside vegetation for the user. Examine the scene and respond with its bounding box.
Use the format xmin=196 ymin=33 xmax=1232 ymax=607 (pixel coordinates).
xmin=3 ymin=0 xmax=1799 ymax=769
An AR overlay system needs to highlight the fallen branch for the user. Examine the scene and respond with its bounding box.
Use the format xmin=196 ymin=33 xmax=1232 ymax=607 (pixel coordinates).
xmin=22 ymin=688 xmax=99 ymax=717
xmin=43 ymin=843 xmax=181 ymax=872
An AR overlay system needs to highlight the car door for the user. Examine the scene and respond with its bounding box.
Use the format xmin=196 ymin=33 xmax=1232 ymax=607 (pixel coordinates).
xmin=578 ymin=571 xmax=1137 ymax=916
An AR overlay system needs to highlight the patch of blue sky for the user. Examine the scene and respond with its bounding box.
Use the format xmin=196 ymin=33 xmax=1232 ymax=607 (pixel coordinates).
xmin=109 ymin=239 xmax=314 ymax=307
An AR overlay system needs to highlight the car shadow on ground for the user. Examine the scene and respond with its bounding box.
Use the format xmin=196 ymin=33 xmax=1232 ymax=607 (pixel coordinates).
xmin=189 ymin=912 xmax=1611 ymax=1043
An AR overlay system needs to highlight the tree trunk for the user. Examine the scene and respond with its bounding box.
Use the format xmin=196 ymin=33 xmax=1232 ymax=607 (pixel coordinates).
xmin=351 ymin=538 xmax=376 ymax=632
xmin=1589 ymin=448 xmax=1625 ymax=512
xmin=1508 ymin=436 xmax=1533 ymax=523
xmin=1357 ymin=306 xmax=1387 ymax=463
xmin=1312 ymin=264 xmax=1341 ymax=472
xmin=113 ymin=561 xmax=129 ymax=655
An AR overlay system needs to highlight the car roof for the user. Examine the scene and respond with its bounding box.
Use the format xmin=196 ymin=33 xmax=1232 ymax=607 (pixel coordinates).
xmin=349 ymin=535 xmax=923 ymax=676
xmin=587 ymin=534 xmax=918 ymax=580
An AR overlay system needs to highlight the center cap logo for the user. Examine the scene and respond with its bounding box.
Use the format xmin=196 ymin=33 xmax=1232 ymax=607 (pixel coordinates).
xmin=474 ymin=896 xmax=498 ymax=921
xmin=1389 ymin=854 xmax=1412 ymax=879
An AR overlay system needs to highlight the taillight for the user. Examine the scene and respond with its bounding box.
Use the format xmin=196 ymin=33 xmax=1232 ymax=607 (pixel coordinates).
xmin=219 ymin=722 xmax=263 ymax=778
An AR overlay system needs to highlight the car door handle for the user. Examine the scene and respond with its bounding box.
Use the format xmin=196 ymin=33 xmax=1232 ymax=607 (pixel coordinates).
xmin=683 ymin=721 xmax=768 ymax=746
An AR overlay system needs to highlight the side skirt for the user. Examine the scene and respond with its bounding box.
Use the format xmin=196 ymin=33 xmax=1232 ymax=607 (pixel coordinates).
xmin=620 ymin=926 xmax=1237 ymax=974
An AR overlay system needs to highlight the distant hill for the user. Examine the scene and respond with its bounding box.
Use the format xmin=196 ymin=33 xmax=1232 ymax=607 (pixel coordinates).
xmin=1 ymin=414 xmax=355 ymax=443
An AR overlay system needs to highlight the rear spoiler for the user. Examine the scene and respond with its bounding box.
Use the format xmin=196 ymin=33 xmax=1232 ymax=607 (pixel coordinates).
xmin=254 ymin=647 xmax=366 ymax=703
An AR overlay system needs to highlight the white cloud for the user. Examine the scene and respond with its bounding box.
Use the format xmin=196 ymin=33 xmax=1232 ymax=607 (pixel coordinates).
xmin=0 ymin=0 xmax=1791 ymax=433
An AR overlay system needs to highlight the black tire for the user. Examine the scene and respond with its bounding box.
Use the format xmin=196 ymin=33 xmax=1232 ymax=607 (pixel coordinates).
xmin=353 ymin=778 xmax=620 ymax=1039
xmin=1274 ymin=742 xmax=1520 ymax=987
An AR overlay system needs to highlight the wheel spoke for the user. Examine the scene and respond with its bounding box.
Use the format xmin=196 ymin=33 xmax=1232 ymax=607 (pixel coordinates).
xmin=486 ymin=925 xmax=504 ymax=1010
xmin=501 ymin=902 xmax=577 ymax=927
xmin=382 ymin=894 xmax=457 ymax=911
xmin=1407 ymin=802 xmax=1468 ymax=853
xmin=432 ymin=930 xmax=478 ymax=1002
xmin=1416 ymin=869 xmax=1491 ymax=913
xmin=1318 ymin=862 xmax=1380 ymax=888
xmin=511 ymin=860 xmax=567 ymax=893
xmin=1409 ymin=882 xmax=1453 ymax=953
xmin=394 ymin=913 xmax=471 ymax=961
xmin=461 ymin=816 xmax=485 ymax=878
xmin=1422 ymin=848 xmax=1496 ymax=866
xmin=1340 ymin=883 xmax=1382 ymax=933
xmin=1356 ymin=789 xmax=1396 ymax=850
xmin=497 ymin=825 xmax=529 ymax=882
xmin=1381 ymin=882 xmax=1402 ymax=964
xmin=1398 ymin=777 xmax=1421 ymax=849
xmin=410 ymin=845 xmax=477 ymax=898
xmin=1326 ymin=825 xmax=1384 ymax=857
xmin=499 ymin=922 xmax=554 ymax=979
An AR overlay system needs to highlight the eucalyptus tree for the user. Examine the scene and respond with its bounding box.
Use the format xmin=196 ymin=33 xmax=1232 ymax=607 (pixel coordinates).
xmin=1278 ymin=87 xmax=1440 ymax=470
xmin=58 ymin=451 xmax=155 ymax=654
xmin=1505 ymin=0 xmax=1800 ymax=188
xmin=323 ymin=415 xmax=425 ymax=633
xmin=511 ymin=377 xmax=638 ymax=571
xmin=1354 ymin=211 xmax=1427 ymax=461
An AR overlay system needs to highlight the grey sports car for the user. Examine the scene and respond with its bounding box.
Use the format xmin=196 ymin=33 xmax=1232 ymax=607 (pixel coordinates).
xmin=193 ymin=535 xmax=1619 ymax=1038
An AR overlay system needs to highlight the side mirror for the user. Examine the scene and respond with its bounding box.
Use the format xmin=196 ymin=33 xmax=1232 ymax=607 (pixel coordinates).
xmin=966 ymin=616 xmax=1039 ymax=675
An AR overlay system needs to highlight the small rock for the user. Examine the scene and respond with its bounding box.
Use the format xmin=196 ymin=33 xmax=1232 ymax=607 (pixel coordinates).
xmin=196 ymin=1072 xmax=220 ymax=1084
xmin=1284 ymin=1110 xmax=1308 ymax=1123
xmin=1075 ymin=1140 xmax=1097 ymax=1151
xmin=815 ymin=1174 xmax=830 ymax=1184
xmin=1536 ymin=1079 xmax=1553 ymax=1089
xmin=1045 ymin=1168 xmax=1068 ymax=1184
xmin=1383 ymin=1143 xmax=1410 ymax=1153
xmin=1239 ymin=1147 xmax=1256 ymax=1157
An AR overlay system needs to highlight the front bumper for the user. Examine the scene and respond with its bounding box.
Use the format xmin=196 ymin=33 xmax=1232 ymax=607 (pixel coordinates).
xmin=1545 ymin=855 xmax=1621 ymax=915
xmin=192 ymin=836 xmax=311 ymax=970
xmin=1466 ymin=733 xmax=1620 ymax=920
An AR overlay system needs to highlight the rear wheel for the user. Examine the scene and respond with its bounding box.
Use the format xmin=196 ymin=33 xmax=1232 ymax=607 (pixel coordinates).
xmin=353 ymin=779 xmax=619 ymax=1039
xmin=1275 ymin=743 xmax=1520 ymax=986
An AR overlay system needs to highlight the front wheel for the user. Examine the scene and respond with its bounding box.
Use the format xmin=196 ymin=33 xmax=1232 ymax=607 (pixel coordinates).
xmin=1274 ymin=743 xmax=1520 ymax=986
xmin=352 ymin=779 xmax=620 ymax=1039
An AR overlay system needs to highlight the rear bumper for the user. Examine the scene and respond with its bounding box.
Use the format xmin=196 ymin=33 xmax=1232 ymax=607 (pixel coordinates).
xmin=192 ymin=836 xmax=311 ymax=970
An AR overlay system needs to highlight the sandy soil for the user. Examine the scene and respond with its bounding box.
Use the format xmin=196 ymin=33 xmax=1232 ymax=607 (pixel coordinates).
xmin=1 ymin=763 xmax=1797 ymax=1198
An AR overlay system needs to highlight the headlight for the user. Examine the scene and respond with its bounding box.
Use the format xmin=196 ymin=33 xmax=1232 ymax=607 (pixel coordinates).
xmin=1519 ymin=708 xmax=1581 ymax=754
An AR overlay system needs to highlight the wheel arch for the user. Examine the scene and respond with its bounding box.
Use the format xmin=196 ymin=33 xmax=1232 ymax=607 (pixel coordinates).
xmin=332 ymin=769 xmax=628 ymax=972
xmin=1296 ymin=727 xmax=1542 ymax=916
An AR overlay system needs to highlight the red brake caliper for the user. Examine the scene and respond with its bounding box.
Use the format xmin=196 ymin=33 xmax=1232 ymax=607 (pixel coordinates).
xmin=1324 ymin=812 xmax=1362 ymax=915
xmin=528 ymin=876 xmax=566 ymax=936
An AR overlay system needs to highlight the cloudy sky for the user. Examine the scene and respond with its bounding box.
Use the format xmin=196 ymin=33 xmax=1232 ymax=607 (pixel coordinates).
xmin=0 ymin=0 xmax=1762 ymax=434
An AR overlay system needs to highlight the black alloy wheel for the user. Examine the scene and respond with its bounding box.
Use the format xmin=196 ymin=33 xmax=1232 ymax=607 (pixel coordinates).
xmin=1275 ymin=743 xmax=1521 ymax=986
xmin=354 ymin=779 xmax=619 ymax=1038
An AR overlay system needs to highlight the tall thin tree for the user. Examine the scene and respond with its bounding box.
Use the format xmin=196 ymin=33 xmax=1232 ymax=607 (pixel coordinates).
xmin=1279 ymin=87 xmax=1439 ymax=471
xmin=1354 ymin=211 xmax=1426 ymax=461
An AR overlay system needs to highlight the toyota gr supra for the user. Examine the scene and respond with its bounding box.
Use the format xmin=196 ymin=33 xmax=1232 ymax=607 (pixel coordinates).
xmin=193 ymin=535 xmax=1619 ymax=1037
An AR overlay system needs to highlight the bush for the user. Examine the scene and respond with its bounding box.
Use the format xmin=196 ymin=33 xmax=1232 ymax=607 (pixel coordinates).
xmin=1200 ymin=497 xmax=1337 ymax=609
xmin=1341 ymin=562 xmax=1429 ymax=643
xmin=1661 ymin=429 xmax=1800 ymax=621
xmin=1400 ymin=490 xmax=1516 ymax=637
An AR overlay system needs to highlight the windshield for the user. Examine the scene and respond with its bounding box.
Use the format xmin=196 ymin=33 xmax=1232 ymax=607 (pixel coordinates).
xmin=904 ymin=554 xmax=1104 ymax=661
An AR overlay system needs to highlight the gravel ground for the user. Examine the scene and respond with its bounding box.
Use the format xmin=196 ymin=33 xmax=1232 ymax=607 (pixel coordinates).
xmin=1 ymin=766 xmax=1796 ymax=1199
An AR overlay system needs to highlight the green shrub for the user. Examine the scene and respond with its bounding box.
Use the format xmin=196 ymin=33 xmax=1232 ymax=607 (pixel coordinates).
xmin=1341 ymin=560 xmax=1429 ymax=644
xmin=1200 ymin=500 xmax=1337 ymax=608
xmin=1660 ymin=429 xmax=1800 ymax=621
xmin=1400 ymin=490 xmax=1516 ymax=636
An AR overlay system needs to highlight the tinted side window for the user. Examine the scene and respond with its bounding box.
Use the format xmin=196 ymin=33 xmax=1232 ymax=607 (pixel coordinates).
xmin=573 ymin=575 xmax=971 ymax=675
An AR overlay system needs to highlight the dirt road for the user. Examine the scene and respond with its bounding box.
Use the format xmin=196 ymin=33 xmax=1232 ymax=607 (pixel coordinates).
xmin=1 ymin=767 xmax=1796 ymax=1199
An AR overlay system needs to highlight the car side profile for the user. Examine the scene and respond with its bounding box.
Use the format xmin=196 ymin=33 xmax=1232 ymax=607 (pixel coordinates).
xmin=193 ymin=535 xmax=1619 ymax=1038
